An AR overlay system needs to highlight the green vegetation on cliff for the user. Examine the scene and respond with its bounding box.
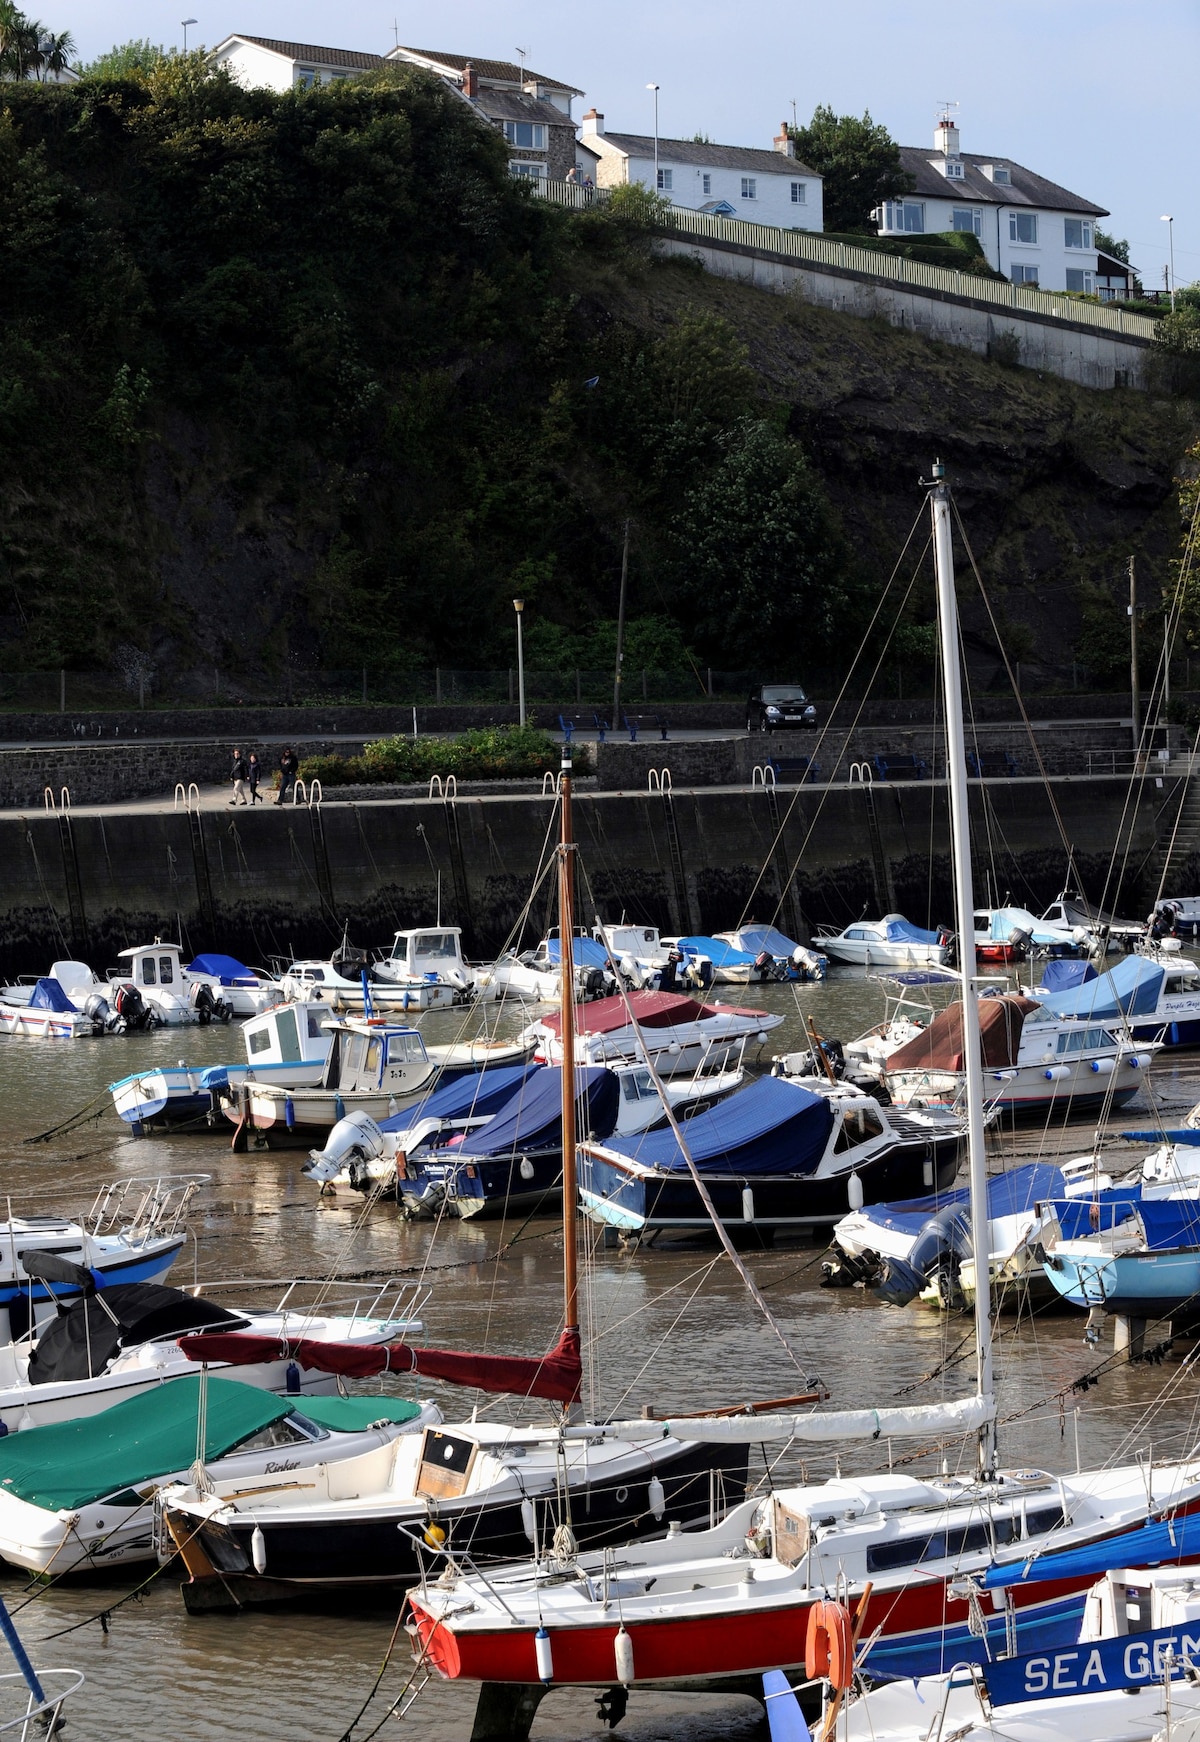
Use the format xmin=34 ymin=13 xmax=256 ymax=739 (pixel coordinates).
xmin=0 ymin=61 xmax=1195 ymax=691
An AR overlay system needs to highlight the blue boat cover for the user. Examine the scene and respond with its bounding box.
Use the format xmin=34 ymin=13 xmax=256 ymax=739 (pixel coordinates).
xmin=1123 ymin=1129 xmax=1200 ymax=1147
xmin=187 ymin=953 xmax=260 ymax=986
xmin=1041 ymin=954 xmax=1165 ymax=1022
xmin=545 ymin=937 xmax=613 ymax=972
xmin=676 ymin=936 xmax=755 ymax=969
xmin=732 ymin=926 xmax=798 ymax=959
xmin=457 ymin=1066 xmax=619 ymax=1156
xmin=603 ymin=1076 xmax=835 ymax=1177
xmin=984 ymin=1508 xmax=1200 ymax=1590
xmin=848 ymin=1164 xmax=1065 ymax=1239
xmin=884 ymin=918 xmax=942 ymax=946
xmin=29 ymin=978 xmax=77 ymax=1013
xmin=885 ymin=969 xmax=960 ymax=987
xmin=380 ymin=1065 xmax=540 ymax=1134
xmin=982 ymin=906 xmax=1064 ymax=945
xmin=1048 ymin=1194 xmax=1200 ymax=1248
xmin=1038 ymin=959 xmax=1098 ymax=995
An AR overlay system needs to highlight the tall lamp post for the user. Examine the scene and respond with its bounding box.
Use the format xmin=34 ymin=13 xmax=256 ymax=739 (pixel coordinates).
xmin=513 ymin=598 xmax=526 ymax=728
xmin=181 ymin=17 xmax=197 ymax=49
xmin=1161 ymin=215 xmax=1176 ymax=312
xmin=646 ymin=83 xmax=660 ymax=192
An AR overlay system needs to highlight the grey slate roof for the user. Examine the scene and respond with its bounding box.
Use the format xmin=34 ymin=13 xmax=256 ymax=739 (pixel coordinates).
xmin=228 ymin=35 xmax=385 ymax=70
xmin=596 ymin=132 xmax=817 ymax=178
xmin=896 ymin=146 xmax=1106 ymax=216
xmin=390 ymin=46 xmax=584 ymax=95
xmin=475 ymin=90 xmax=576 ymax=128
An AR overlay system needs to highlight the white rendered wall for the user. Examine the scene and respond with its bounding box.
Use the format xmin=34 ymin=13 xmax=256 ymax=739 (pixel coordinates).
xmin=593 ymin=144 xmax=821 ymax=230
xmin=212 ymin=41 xmax=296 ymax=91
xmin=878 ymin=184 xmax=1099 ymax=291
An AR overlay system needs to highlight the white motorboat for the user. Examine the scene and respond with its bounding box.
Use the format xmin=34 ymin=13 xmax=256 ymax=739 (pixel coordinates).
xmin=0 ymin=974 xmax=124 ymax=1038
xmin=523 ymin=990 xmax=782 ymax=1076
xmin=278 ymin=957 xmax=451 ymax=1012
xmin=108 ymin=941 xmax=233 ymax=1025
xmin=595 ymin=922 xmax=671 ymax=988
xmin=714 ymin=923 xmax=827 ymax=981
xmin=181 ymin=953 xmax=283 ymax=1016
xmin=0 ymin=1375 xmax=441 ymax=1573
xmin=815 ymin=914 xmax=949 ymax=968
xmin=975 ymin=904 xmax=1087 ymax=958
xmin=372 ymin=927 xmax=474 ymax=1005
xmin=0 ymin=1272 xmax=426 ymax=1433
xmin=476 ymin=930 xmax=618 ymax=1005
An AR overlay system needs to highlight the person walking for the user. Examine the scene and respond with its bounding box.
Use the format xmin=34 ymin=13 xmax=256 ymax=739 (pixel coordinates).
xmin=230 ymin=747 xmax=250 ymax=806
xmin=275 ymin=746 xmax=299 ymax=806
xmin=248 ymin=752 xmax=263 ymax=804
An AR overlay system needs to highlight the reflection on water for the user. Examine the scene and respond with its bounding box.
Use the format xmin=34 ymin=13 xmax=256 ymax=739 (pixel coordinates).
xmin=0 ymin=975 xmax=1197 ymax=1740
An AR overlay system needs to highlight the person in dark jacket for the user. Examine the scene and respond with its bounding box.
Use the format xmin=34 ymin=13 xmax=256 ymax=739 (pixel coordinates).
xmin=230 ymin=748 xmax=249 ymax=806
xmin=276 ymin=747 xmax=299 ymax=806
xmin=248 ymin=752 xmax=262 ymax=804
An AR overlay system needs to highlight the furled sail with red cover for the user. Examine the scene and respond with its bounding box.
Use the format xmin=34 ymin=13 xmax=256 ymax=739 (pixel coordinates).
xmin=177 ymin=1327 xmax=582 ymax=1404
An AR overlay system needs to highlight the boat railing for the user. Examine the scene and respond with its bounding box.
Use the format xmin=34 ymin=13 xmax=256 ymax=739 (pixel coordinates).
xmin=187 ymin=1275 xmax=432 ymax=1330
xmin=751 ymin=764 xmax=777 ymax=788
xmin=917 ymin=1661 xmax=989 ymax=1742
xmin=647 ymin=767 xmax=673 ymax=793
xmin=85 ymin=1174 xmax=210 ymax=1244
xmin=0 ymin=1668 xmax=85 ymax=1739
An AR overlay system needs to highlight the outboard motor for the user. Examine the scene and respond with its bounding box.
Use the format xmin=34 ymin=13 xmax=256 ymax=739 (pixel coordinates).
xmin=683 ymin=954 xmax=714 ymax=990
xmin=1007 ymin=926 xmax=1032 ymax=960
xmin=873 ymin=1205 xmax=974 ymax=1309
xmin=82 ymin=992 xmax=126 ymax=1035
xmin=113 ymin=983 xmax=155 ymax=1031
xmin=191 ymin=982 xmax=216 ymax=1025
xmin=821 ymin=1243 xmax=885 ymax=1289
xmin=659 ymin=950 xmax=683 ymax=994
xmin=303 ymin=1110 xmax=388 ymax=1187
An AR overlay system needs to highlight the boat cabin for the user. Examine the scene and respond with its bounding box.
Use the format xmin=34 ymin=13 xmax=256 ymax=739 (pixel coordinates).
xmin=112 ymin=942 xmax=185 ymax=990
xmin=323 ymin=1020 xmax=431 ymax=1092
xmin=385 ymin=928 xmax=468 ymax=981
xmin=242 ymin=1002 xmax=332 ymax=1067
xmin=598 ymin=924 xmax=665 ymax=962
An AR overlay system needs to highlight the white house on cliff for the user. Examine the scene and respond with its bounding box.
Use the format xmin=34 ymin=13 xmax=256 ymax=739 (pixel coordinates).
xmin=581 ymin=112 xmax=823 ymax=229
xmin=876 ymin=115 xmax=1106 ymax=293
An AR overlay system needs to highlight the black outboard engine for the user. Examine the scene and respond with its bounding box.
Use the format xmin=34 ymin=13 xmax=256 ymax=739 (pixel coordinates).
xmin=113 ymin=983 xmax=155 ymax=1031
xmin=82 ymin=992 xmax=126 ymax=1035
xmin=191 ymin=982 xmax=217 ymax=1025
xmin=1007 ymin=926 xmax=1032 ymax=960
xmin=821 ymin=1243 xmax=885 ymax=1289
xmin=582 ymin=967 xmax=607 ymax=1000
xmin=873 ymin=1205 xmax=974 ymax=1309
xmin=659 ymin=950 xmax=683 ymax=993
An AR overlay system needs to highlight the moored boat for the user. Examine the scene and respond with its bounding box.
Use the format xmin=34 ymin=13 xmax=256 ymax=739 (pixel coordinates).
xmin=816 ymin=915 xmax=949 ymax=969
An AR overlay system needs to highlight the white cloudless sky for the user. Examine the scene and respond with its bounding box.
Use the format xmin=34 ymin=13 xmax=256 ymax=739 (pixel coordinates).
xmin=64 ymin=0 xmax=1197 ymax=289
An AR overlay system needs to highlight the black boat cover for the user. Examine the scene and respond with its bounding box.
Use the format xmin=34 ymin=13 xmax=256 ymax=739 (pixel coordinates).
xmin=26 ymin=1284 xmax=248 ymax=1386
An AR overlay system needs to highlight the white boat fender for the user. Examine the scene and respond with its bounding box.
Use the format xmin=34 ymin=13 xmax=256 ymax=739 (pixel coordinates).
xmin=847 ymin=1172 xmax=864 ymax=1211
xmin=519 ymin=1158 xmax=535 ymax=1181
xmin=614 ymin=1625 xmax=635 ymax=1687
xmin=1127 ymin=1054 xmax=1152 ymax=1069
xmin=535 ymin=1627 xmax=554 ymax=1684
xmin=1089 ymin=1058 xmax=1115 ymax=1075
xmin=648 ymin=1476 xmax=665 ymax=1520
xmin=742 ymin=1188 xmax=755 ymax=1222
xmin=1043 ymin=1065 xmax=1070 ymax=1080
xmin=251 ymin=1526 xmax=267 ymax=1575
xmin=521 ymin=1498 xmax=536 ymax=1543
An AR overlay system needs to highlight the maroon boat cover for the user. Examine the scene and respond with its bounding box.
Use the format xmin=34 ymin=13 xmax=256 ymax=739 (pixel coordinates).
xmin=539 ymin=991 xmax=720 ymax=1038
xmin=177 ymin=1326 xmax=583 ymax=1404
xmin=885 ymin=995 xmax=1041 ymax=1074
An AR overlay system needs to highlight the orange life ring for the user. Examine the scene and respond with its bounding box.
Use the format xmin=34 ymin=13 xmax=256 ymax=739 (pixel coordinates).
xmin=805 ymin=1599 xmax=854 ymax=1690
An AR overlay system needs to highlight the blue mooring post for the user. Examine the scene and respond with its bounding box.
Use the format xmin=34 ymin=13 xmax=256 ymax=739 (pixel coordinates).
xmin=0 ymin=1595 xmax=46 ymax=1706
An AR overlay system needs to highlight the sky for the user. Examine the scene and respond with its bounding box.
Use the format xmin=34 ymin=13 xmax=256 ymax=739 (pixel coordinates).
xmin=63 ymin=0 xmax=1198 ymax=290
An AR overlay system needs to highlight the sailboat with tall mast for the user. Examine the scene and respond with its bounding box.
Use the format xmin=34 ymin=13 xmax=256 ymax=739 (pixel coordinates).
xmin=157 ymin=747 xmax=760 ymax=1609
xmin=405 ymin=466 xmax=1200 ymax=1691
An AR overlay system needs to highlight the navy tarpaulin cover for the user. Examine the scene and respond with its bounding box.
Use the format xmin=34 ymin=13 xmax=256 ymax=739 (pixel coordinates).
xmin=1123 ymin=1129 xmax=1200 ymax=1147
xmin=734 ymin=926 xmax=798 ymax=958
xmin=1038 ymin=959 xmax=1098 ymax=995
xmin=380 ymin=1065 xmax=539 ymax=1134
xmin=187 ymin=953 xmax=259 ymax=986
xmin=884 ymin=918 xmax=942 ymax=946
xmin=29 ymin=978 xmax=76 ymax=1012
xmin=458 ymin=1066 xmax=619 ymax=1156
xmin=677 ymin=936 xmax=755 ymax=969
xmin=984 ymin=1508 xmax=1200 ymax=1590
xmin=1041 ymin=954 xmax=1165 ymax=1022
xmin=849 ymin=1164 xmax=1065 ymax=1240
xmin=1047 ymin=1195 xmax=1200 ymax=1247
xmin=545 ymin=937 xmax=613 ymax=972
xmin=603 ymin=1076 xmax=834 ymax=1177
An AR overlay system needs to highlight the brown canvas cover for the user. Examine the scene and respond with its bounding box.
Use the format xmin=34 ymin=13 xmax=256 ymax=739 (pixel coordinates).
xmin=885 ymin=996 xmax=1041 ymax=1074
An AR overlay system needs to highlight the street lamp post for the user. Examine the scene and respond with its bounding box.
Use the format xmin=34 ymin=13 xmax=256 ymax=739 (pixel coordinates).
xmin=513 ymin=599 xmax=526 ymax=728
xmin=646 ymin=83 xmax=660 ymax=192
xmin=181 ymin=17 xmax=197 ymax=50
xmin=1161 ymin=216 xmax=1176 ymax=312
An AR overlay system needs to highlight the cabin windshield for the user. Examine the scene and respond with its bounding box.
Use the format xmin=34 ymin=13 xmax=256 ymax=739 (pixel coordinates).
xmin=365 ymin=1037 xmax=383 ymax=1080
xmin=159 ymin=956 xmax=174 ymax=984
xmin=141 ymin=958 xmax=156 ymax=985
xmin=413 ymin=933 xmax=459 ymax=962
xmin=833 ymin=1105 xmax=885 ymax=1151
xmin=621 ymin=1069 xmax=655 ymax=1102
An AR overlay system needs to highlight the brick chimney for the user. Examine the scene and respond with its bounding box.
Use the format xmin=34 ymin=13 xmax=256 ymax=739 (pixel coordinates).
xmin=462 ymin=62 xmax=478 ymax=99
xmin=582 ymin=108 xmax=604 ymax=138
xmin=934 ymin=114 xmax=960 ymax=158
xmin=774 ymin=122 xmax=795 ymax=158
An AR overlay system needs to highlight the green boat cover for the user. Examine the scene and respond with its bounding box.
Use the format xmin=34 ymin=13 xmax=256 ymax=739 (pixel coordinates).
xmin=297 ymin=1394 xmax=422 ymax=1432
xmin=0 ymin=1377 xmax=294 ymax=1512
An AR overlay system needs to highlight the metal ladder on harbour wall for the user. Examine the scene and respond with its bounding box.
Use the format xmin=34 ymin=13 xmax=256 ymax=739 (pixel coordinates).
xmin=648 ymin=770 xmax=701 ymax=936
xmin=44 ymin=788 xmax=87 ymax=952
xmin=849 ymin=764 xmax=896 ymax=913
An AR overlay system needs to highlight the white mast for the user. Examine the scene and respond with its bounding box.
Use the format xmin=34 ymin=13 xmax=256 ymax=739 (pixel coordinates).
xmin=929 ymin=461 xmax=996 ymax=1478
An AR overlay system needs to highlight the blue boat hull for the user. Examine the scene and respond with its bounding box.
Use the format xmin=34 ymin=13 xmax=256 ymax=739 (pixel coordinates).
xmin=0 ymin=1238 xmax=185 ymax=1309
xmin=402 ymin=1148 xmax=563 ymax=1219
xmin=1044 ymin=1247 xmax=1200 ymax=1317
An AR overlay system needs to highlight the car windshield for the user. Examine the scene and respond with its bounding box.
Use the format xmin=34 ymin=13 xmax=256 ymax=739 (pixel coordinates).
xmin=761 ymin=686 xmax=808 ymax=703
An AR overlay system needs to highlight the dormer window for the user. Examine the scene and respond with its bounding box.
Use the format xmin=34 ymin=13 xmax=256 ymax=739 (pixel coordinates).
xmin=944 ymin=159 xmax=964 ymax=179
xmin=993 ymin=166 xmax=1010 ymax=185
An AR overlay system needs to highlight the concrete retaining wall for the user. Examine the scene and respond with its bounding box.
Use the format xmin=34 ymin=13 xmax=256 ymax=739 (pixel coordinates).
xmin=659 ymin=236 xmax=1154 ymax=390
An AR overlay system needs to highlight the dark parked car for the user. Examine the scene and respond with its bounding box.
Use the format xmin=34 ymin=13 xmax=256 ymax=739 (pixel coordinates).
xmin=746 ymin=684 xmax=817 ymax=732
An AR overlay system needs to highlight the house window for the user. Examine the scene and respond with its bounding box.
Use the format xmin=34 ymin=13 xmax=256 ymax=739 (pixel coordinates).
xmin=1065 ymin=268 xmax=1094 ymax=294
xmin=944 ymin=159 xmax=965 ymax=179
xmin=296 ymin=66 xmax=317 ymax=88
xmin=741 ymin=177 xmax=757 ymax=200
xmin=1064 ymin=219 xmax=1093 ymax=250
xmin=1011 ymin=264 xmax=1040 ymax=285
xmin=885 ymin=200 xmax=926 ymax=233
xmin=790 ymin=181 xmax=806 ymax=204
xmin=657 ymin=167 xmax=672 ymax=191
xmin=1009 ymin=212 xmax=1038 ymax=245
xmin=502 ymin=121 xmax=547 ymax=149
xmin=702 ymin=173 xmax=712 ymax=195
xmin=951 ymin=207 xmax=982 ymax=237
xmin=508 ymin=161 xmax=546 ymax=180
xmin=992 ymin=166 xmax=1011 ymax=184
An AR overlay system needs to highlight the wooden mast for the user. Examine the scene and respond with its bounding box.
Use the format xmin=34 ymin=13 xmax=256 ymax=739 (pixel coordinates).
xmin=557 ymin=745 xmax=580 ymax=1337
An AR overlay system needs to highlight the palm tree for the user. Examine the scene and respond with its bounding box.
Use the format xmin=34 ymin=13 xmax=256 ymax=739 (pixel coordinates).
xmin=0 ymin=0 xmax=26 ymax=75
xmin=40 ymin=27 xmax=73 ymax=77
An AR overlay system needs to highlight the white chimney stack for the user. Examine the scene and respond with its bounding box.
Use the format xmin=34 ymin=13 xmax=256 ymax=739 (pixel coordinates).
xmin=934 ymin=116 xmax=960 ymax=158
xmin=774 ymin=122 xmax=795 ymax=158
xmin=582 ymin=108 xmax=604 ymax=137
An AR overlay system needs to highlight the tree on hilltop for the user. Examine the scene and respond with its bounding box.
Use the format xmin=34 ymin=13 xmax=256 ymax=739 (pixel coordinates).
xmin=788 ymin=105 xmax=913 ymax=234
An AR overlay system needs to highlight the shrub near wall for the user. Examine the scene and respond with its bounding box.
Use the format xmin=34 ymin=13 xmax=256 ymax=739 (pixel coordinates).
xmin=298 ymin=725 xmax=559 ymax=787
